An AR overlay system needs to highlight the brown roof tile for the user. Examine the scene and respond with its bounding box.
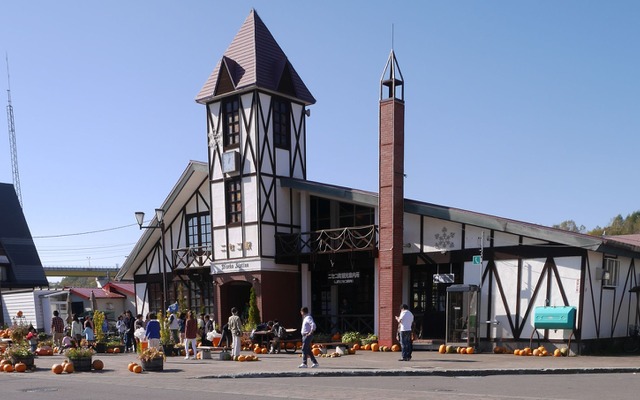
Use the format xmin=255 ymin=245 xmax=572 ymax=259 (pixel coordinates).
xmin=196 ymin=9 xmax=315 ymax=105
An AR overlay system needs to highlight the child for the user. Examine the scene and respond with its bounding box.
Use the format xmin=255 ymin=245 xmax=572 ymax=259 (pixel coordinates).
xmin=60 ymin=332 xmax=74 ymax=353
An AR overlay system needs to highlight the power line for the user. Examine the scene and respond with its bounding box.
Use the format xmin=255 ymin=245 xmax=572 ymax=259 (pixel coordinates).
xmin=33 ymin=222 xmax=140 ymax=239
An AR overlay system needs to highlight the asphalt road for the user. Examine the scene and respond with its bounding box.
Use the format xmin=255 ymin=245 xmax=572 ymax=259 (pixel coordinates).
xmin=3 ymin=372 xmax=640 ymax=400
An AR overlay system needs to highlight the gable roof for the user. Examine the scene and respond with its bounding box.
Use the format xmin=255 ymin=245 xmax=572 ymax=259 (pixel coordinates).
xmin=69 ymin=287 xmax=124 ymax=300
xmin=115 ymin=161 xmax=209 ymax=281
xmin=279 ymin=177 xmax=640 ymax=259
xmin=103 ymin=282 xmax=134 ymax=296
xmin=195 ymin=9 xmax=315 ymax=105
xmin=0 ymin=183 xmax=49 ymax=288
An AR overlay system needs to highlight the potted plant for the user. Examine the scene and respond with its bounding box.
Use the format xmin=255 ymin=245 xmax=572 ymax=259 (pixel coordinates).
xmin=3 ymin=343 xmax=35 ymax=368
xmin=157 ymin=311 xmax=174 ymax=356
xmin=138 ymin=347 xmax=165 ymax=371
xmin=65 ymin=346 xmax=95 ymax=371
xmin=92 ymin=311 xmax=107 ymax=353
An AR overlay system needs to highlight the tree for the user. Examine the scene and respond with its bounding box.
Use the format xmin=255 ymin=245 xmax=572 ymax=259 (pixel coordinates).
xmin=553 ymin=220 xmax=585 ymax=233
xmin=246 ymin=287 xmax=260 ymax=330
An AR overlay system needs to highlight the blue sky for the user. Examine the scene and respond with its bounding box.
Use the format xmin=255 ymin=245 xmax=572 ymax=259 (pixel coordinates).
xmin=1 ymin=1 xmax=638 ymax=270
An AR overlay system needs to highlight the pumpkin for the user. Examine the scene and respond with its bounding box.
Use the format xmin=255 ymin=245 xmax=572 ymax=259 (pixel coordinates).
xmin=51 ymin=364 xmax=64 ymax=374
xmin=312 ymin=348 xmax=321 ymax=356
xmin=363 ymin=344 xmax=371 ymax=351
xmin=466 ymin=347 xmax=474 ymax=354
xmin=370 ymin=343 xmax=379 ymax=352
xmin=113 ymin=347 xmax=121 ymax=353
xmin=553 ymin=349 xmax=562 ymax=357
xmin=133 ymin=365 xmax=142 ymax=373
xmin=92 ymin=359 xmax=104 ymax=370
xmin=0 ymin=359 xmax=10 ymax=367
xmin=14 ymin=362 xmax=27 ymax=372
xmin=4 ymin=364 xmax=14 ymax=373
xmin=438 ymin=344 xmax=446 ymax=354
xmin=237 ymin=355 xmax=246 ymax=362
xmin=254 ymin=347 xmax=262 ymax=354
xmin=460 ymin=347 xmax=467 ymax=354
xmin=128 ymin=362 xmax=138 ymax=372
xmin=64 ymin=363 xmax=74 ymax=373
xmin=352 ymin=343 xmax=360 ymax=350
xmin=261 ymin=347 xmax=268 ymax=354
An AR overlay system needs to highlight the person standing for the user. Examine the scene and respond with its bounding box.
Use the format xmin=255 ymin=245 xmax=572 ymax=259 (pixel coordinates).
xmin=178 ymin=312 xmax=186 ymax=342
xmin=71 ymin=314 xmax=83 ymax=343
xmin=395 ymin=304 xmax=414 ymax=361
xmin=123 ymin=310 xmax=135 ymax=353
xmin=116 ymin=314 xmax=127 ymax=342
xmin=227 ymin=307 xmax=243 ymax=358
xmin=145 ymin=312 xmax=161 ymax=349
xmin=184 ymin=310 xmax=198 ymax=360
xmin=167 ymin=310 xmax=180 ymax=344
xmin=51 ymin=310 xmax=65 ymax=347
xmin=299 ymin=307 xmax=319 ymax=368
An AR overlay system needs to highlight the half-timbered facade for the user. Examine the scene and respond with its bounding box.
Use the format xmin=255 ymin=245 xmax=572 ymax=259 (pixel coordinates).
xmin=118 ymin=10 xmax=640 ymax=352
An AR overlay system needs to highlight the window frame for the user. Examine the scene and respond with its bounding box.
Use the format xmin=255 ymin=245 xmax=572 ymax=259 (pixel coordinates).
xmin=603 ymin=258 xmax=620 ymax=287
xmin=222 ymin=97 xmax=240 ymax=149
xmin=186 ymin=212 xmax=211 ymax=249
xmin=225 ymin=178 xmax=242 ymax=225
xmin=272 ymin=97 xmax=290 ymax=150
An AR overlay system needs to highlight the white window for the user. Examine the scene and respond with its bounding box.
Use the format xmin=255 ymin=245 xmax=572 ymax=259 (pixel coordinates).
xmin=603 ymin=258 xmax=620 ymax=287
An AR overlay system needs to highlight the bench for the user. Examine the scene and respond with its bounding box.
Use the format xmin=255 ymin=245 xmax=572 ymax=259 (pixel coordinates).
xmin=196 ymin=346 xmax=225 ymax=359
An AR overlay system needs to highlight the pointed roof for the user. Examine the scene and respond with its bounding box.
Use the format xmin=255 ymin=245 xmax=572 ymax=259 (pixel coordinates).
xmin=0 ymin=183 xmax=48 ymax=288
xmin=195 ymin=9 xmax=315 ymax=105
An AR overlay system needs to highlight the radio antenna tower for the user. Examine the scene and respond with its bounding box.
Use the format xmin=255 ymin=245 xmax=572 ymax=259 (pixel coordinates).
xmin=6 ymin=54 xmax=22 ymax=208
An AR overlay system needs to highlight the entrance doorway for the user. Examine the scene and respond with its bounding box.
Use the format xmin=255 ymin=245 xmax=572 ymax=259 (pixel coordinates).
xmin=410 ymin=262 xmax=462 ymax=339
xmin=219 ymin=281 xmax=252 ymax=324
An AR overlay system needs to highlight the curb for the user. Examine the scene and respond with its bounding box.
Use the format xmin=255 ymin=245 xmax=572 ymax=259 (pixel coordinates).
xmin=193 ymin=367 xmax=640 ymax=379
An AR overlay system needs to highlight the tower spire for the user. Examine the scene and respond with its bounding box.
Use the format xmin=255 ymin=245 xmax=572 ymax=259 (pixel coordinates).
xmin=6 ymin=54 xmax=22 ymax=208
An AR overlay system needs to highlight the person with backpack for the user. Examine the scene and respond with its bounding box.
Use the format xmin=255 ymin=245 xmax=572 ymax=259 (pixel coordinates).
xmin=269 ymin=320 xmax=287 ymax=354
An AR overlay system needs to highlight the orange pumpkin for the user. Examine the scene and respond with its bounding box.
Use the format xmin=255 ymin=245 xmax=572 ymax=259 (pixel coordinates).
xmin=352 ymin=343 xmax=360 ymax=350
xmin=113 ymin=347 xmax=121 ymax=353
xmin=392 ymin=344 xmax=401 ymax=352
xmin=261 ymin=347 xmax=268 ymax=354
xmin=92 ymin=359 xmax=104 ymax=370
xmin=254 ymin=347 xmax=262 ymax=354
xmin=363 ymin=344 xmax=371 ymax=351
xmin=133 ymin=365 xmax=142 ymax=373
xmin=51 ymin=364 xmax=63 ymax=374
xmin=466 ymin=347 xmax=475 ymax=354
xmin=237 ymin=355 xmax=246 ymax=362
xmin=64 ymin=363 xmax=74 ymax=373
xmin=128 ymin=362 xmax=138 ymax=372
xmin=4 ymin=364 xmax=14 ymax=373
xmin=14 ymin=362 xmax=27 ymax=372
xmin=370 ymin=343 xmax=379 ymax=352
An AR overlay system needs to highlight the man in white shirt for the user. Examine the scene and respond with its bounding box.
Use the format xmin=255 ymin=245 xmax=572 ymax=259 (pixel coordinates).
xmin=395 ymin=304 xmax=414 ymax=361
xmin=299 ymin=307 xmax=319 ymax=368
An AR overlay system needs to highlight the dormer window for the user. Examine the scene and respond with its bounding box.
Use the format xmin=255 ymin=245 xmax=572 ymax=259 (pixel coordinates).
xmin=272 ymin=97 xmax=290 ymax=149
xmin=223 ymin=96 xmax=240 ymax=148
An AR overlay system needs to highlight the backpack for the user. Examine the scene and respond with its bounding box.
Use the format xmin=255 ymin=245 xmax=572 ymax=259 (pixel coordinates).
xmin=276 ymin=325 xmax=286 ymax=339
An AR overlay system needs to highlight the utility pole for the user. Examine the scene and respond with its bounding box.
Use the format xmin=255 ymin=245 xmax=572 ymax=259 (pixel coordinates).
xmin=6 ymin=54 xmax=22 ymax=208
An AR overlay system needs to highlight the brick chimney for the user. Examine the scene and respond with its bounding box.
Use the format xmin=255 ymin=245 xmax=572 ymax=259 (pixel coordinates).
xmin=378 ymin=50 xmax=405 ymax=347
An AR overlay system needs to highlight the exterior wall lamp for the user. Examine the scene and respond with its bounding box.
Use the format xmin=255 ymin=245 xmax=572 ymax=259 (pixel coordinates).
xmin=134 ymin=208 xmax=169 ymax=312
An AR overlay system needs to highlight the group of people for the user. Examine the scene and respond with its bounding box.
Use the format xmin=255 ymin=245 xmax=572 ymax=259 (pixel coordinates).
xmin=49 ymin=302 xmax=415 ymax=365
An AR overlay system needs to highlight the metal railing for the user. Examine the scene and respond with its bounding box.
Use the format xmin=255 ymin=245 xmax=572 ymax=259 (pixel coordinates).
xmin=173 ymin=245 xmax=213 ymax=269
xmin=276 ymin=225 xmax=377 ymax=257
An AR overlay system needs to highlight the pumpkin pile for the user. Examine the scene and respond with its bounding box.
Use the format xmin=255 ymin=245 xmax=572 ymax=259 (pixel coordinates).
xmin=234 ymin=354 xmax=259 ymax=362
xmin=1 ymin=359 xmax=29 ymax=373
xmin=438 ymin=344 xmax=475 ymax=354
xmin=512 ymin=346 xmax=567 ymax=357
xmin=128 ymin=362 xmax=143 ymax=373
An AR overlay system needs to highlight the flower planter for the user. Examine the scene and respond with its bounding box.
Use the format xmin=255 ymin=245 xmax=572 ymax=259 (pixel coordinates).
xmin=69 ymin=357 xmax=92 ymax=372
xmin=94 ymin=343 xmax=107 ymax=353
xmin=12 ymin=355 xmax=35 ymax=368
xmin=162 ymin=344 xmax=175 ymax=357
xmin=141 ymin=357 xmax=163 ymax=371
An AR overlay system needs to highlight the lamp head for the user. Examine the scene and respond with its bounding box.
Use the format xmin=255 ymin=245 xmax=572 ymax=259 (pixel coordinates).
xmin=134 ymin=211 xmax=145 ymax=228
xmin=155 ymin=208 xmax=165 ymax=224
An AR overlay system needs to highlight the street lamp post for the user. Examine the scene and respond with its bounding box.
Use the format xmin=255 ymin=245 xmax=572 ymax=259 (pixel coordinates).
xmin=135 ymin=208 xmax=169 ymax=312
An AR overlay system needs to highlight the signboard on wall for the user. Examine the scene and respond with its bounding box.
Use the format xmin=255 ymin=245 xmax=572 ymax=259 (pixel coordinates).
xmin=433 ymin=273 xmax=455 ymax=283
xmin=328 ymin=271 xmax=360 ymax=285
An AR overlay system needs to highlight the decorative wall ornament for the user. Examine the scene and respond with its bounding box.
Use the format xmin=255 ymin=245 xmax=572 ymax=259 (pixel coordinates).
xmin=208 ymin=130 xmax=221 ymax=148
xmin=434 ymin=227 xmax=455 ymax=251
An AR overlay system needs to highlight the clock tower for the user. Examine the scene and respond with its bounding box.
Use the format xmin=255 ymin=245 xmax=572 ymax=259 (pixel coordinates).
xmin=195 ymin=9 xmax=315 ymax=323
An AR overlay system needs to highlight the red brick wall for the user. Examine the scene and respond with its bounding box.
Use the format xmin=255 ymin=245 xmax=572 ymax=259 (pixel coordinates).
xmin=378 ymin=98 xmax=405 ymax=346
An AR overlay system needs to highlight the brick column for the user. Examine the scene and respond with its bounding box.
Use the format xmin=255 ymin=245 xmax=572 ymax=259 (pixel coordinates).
xmin=378 ymin=98 xmax=404 ymax=347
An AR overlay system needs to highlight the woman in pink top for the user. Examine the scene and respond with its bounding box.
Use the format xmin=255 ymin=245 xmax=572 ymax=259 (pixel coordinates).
xmin=184 ymin=310 xmax=198 ymax=360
